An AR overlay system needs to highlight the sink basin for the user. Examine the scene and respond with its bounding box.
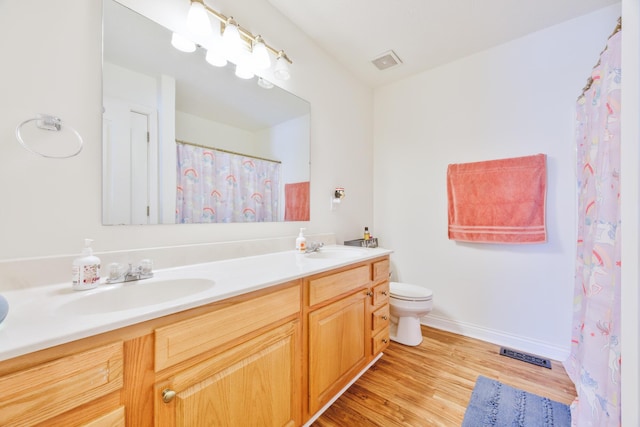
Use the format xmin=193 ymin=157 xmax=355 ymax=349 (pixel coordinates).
xmin=58 ymin=278 xmax=215 ymax=314
xmin=304 ymin=247 xmax=369 ymax=260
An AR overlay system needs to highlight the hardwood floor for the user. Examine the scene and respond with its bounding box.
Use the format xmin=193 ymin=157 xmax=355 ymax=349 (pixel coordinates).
xmin=312 ymin=326 xmax=576 ymax=426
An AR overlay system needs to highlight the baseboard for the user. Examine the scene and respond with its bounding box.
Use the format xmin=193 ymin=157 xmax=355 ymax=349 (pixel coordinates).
xmin=421 ymin=314 xmax=570 ymax=362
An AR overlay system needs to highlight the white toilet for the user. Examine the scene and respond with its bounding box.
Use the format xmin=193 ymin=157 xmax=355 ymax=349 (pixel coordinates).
xmin=389 ymin=282 xmax=433 ymax=346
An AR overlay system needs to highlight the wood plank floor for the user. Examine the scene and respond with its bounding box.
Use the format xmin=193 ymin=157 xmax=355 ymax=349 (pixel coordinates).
xmin=312 ymin=326 xmax=576 ymax=426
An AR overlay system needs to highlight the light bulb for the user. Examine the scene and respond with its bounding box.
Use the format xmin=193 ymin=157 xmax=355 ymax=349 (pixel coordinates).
xmin=206 ymin=49 xmax=227 ymax=67
xmin=186 ymin=1 xmax=213 ymax=38
xmin=257 ymin=77 xmax=274 ymax=89
xmin=235 ymin=59 xmax=255 ymax=79
xmin=274 ymin=54 xmax=290 ymax=80
xmin=252 ymin=37 xmax=271 ymax=70
xmin=171 ymin=32 xmax=196 ymax=53
xmin=222 ymin=18 xmax=243 ymax=61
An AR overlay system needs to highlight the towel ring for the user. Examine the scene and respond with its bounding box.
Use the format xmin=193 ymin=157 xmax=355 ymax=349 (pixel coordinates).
xmin=15 ymin=114 xmax=84 ymax=159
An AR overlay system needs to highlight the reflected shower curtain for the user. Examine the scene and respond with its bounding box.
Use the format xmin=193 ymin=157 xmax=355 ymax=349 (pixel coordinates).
xmin=564 ymin=28 xmax=621 ymax=426
xmin=176 ymin=143 xmax=281 ymax=223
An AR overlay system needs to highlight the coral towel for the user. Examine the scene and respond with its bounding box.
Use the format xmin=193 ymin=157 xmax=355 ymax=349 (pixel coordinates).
xmin=284 ymin=181 xmax=310 ymax=221
xmin=447 ymin=154 xmax=547 ymax=244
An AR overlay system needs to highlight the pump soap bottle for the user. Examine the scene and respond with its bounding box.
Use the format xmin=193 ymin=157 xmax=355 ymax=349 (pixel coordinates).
xmin=296 ymin=228 xmax=307 ymax=253
xmin=72 ymin=239 xmax=101 ymax=291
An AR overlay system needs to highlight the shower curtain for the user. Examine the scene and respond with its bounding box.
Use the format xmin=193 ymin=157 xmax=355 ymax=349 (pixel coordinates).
xmin=564 ymin=25 xmax=621 ymax=427
xmin=176 ymin=142 xmax=281 ymax=223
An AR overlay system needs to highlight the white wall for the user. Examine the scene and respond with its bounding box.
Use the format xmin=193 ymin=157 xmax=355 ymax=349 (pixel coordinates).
xmin=373 ymin=5 xmax=621 ymax=360
xmin=0 ymin=0 xmax=373 ymax=260
xmin=261 ymin=115 xmax=311 ymax=183
xmin=176 ymin=111 xmax=256 ymax=153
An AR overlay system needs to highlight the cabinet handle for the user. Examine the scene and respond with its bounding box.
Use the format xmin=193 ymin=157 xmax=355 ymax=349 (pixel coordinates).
xmin=382 ymin=315 xmax=388 ymax=320
xmin=381 ymin=291 xmax=388 ymax=296
xmin=366 ymin=291 xmax=373 ymax=297
xmin=162 ymin=389 xmax=177 ymax=403
xmin=382 ymin=339 xmax=389 ymax=344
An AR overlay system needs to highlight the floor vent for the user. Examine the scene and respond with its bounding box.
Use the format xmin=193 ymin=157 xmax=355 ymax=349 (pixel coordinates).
xmin=499 ymin=347 xmax=551 ymax=369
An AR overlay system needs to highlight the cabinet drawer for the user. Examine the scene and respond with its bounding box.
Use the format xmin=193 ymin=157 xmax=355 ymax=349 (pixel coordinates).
xmin=372 ymin=327 xmax=390 ymax=355
xmin=155 ymin=284 xmax=300 ymax=371
xmin=372 ymin=259 xmax=390 ymax=283
xmin=371 ymin=304 xmax=390 ymax=332
xmin=0 ymin=341 xmax=124 ymax=426
xmin=308 ymin=265 xmax=370 ymax=306
xmin=371 ymin=281 xmax=389 ymax=307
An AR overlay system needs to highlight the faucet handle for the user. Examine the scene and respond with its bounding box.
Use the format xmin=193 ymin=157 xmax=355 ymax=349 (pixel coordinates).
xmin=107 ymin=262 xmax=127 ymax=282
xmin=139 ymin=259 xmax=153 ymax=275
xmin=306 ymin=241 xmax=324 ymax=252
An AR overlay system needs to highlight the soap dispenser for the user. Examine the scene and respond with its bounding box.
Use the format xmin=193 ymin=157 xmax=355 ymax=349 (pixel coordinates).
xmin=72 ymin=239 xmax=101 ymax=291
xmin=296 ymin=228 xmax=307 ymax=253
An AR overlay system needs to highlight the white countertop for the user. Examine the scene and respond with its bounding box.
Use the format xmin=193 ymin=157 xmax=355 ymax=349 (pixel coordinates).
xmin=0 ymin=245 xmax=392 ymax=362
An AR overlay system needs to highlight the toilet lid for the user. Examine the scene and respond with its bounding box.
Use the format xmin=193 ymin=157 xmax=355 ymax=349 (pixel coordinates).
xmin=390 ymin=282 xmax=433 ymax=301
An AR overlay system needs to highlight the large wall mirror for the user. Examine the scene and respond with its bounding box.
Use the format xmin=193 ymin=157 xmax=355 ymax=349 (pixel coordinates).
xmin=102 ymin=0 xmax=310 ymax=225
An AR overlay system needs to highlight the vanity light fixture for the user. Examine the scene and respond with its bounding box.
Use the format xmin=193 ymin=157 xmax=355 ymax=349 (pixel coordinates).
xmin=186 ymin=0 xmax=213 ymax=38
xmin=257 ymin=77 xmax=274 ymax=89
xmin=274 ymin=51 xmax=291 ymax=81
xmin=221 ymin=17 xmax=243 ymax=61
xmin=179 ymin=0 xmax=293 ymax=82
xmin=235 ymin=54 xmax=255 ymax=80
xmin=205 ymin=48 xmax=227 ymax=67
xmin=171 ymin=32 xmax=196 ymax=53
xmin=252 ymin=36 xmax=271 ymax=70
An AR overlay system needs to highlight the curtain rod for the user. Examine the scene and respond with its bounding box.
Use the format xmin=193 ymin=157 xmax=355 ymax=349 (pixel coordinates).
xmin=176 ymin=139 xmax=281 ymax=164
xmin=579 ymin=17 xmax=622 ymax=99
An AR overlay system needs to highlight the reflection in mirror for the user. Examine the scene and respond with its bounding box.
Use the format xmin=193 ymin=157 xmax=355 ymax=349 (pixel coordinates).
xmin=102 ymin=0 xmax=310 ymax=225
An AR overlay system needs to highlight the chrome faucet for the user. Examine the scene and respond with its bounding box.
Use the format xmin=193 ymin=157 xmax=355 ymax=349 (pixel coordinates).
xmin=305 ymin=241 xmax=324 ymax=253
xmin=106 ymin=260 xmax=153 ymax=284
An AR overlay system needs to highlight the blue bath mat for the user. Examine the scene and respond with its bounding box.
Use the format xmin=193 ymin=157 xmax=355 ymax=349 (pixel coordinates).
xmin=462 ymin=376 xmax=571 ymax=427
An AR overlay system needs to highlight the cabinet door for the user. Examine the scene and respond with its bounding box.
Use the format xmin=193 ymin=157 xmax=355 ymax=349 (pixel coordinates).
xmin=155 ymin=321 xmax=300 ymax=427
xmin=308 ymin=292 xmax=367 ymax=414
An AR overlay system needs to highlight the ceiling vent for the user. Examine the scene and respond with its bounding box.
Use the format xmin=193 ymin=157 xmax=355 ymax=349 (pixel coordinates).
xmin=371 ymin=50 xmax=402 ymax=71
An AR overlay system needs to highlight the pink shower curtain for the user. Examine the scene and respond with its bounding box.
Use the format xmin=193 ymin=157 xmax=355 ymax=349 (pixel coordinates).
xmin=176 ymin=143 xmax=281 ymax=223
xmin=564 ymin=26 xmax=621 ymax=426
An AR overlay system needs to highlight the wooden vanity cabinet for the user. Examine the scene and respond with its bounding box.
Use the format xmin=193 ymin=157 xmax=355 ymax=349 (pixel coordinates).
xmin=305 ymin=256 xmax=391 ymax=418
xmin=0 ymin=256 xmax=390 ymax=427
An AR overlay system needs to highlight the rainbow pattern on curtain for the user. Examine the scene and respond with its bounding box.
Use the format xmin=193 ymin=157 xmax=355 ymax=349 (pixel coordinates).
xmin=564 ymin=25 xmax=621 ymax=427
xmin=176 ymin=142 xmax=281 ymax=223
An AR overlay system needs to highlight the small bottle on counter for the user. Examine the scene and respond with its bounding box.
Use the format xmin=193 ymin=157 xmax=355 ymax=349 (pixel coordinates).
xmin=364 ymin=227 xmax=371 ymax=241
xmin=72 ymin=238 xmax=101 ymax=291
xmin=296 ymin=228 xmax=307 ymax=253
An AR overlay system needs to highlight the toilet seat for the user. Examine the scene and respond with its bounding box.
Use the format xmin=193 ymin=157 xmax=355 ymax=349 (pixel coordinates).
xmin=390 ymin=282 xmax=433 ymax=302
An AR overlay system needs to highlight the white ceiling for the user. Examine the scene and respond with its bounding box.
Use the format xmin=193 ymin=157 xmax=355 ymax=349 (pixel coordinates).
xmin=267 ymin=0 xmax=620 ymax=87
